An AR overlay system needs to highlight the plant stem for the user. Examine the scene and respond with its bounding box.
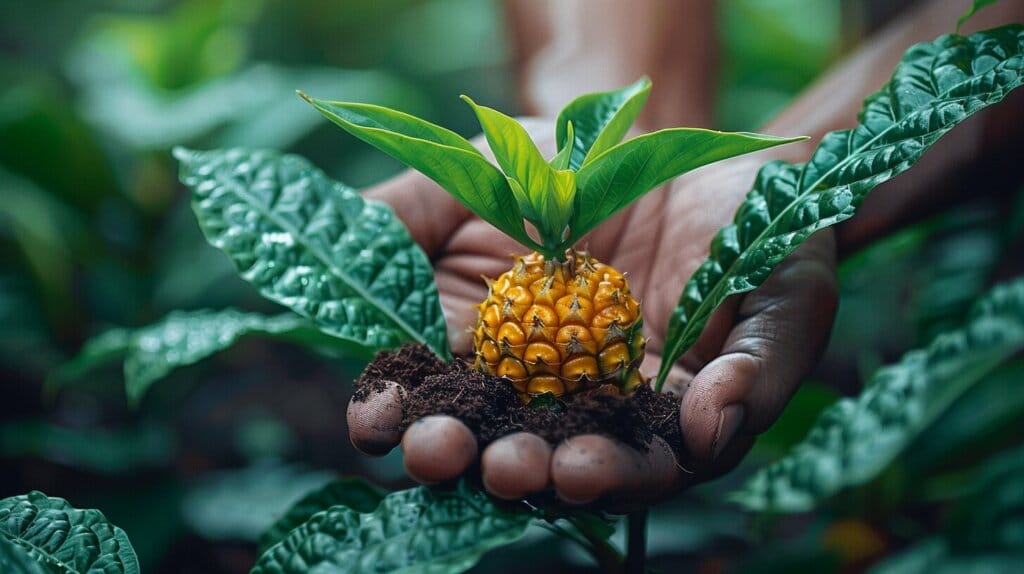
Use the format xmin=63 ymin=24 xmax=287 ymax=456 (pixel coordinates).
xmin=625 ymin=511 xmax=647 ymax=574
xmin=568 ymin=516 xmax=624 ymax=573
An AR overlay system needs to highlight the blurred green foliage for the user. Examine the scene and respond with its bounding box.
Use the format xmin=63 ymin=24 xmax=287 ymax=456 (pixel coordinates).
xmin=2 ymin=1 xmax=1021 ymax=573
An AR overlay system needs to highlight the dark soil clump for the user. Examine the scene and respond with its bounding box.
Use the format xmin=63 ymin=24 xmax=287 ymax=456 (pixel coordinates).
xmin=353 ymin=344 xmax=684 ymax=455
xmin=353 ymin=343 xmax=447 ymax=400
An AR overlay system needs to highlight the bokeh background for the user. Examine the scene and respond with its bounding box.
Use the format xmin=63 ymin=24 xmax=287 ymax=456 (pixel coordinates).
xmin=2 ymin=0 xmax=1022 ymax=572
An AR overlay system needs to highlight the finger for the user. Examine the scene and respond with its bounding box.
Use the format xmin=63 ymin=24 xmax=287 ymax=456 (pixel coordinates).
xmin=680 ymin=230 xmax=839 ymax=462
xmin=364 ymin=170 xmax=470 ymax=257
xmin=481 ymin=433 xmax=553 ymax=500
xmin=347 ymin=381 xmax=404 ymax=456
xmin=401 ymin=415 xmax=478 ymax=485
xmin=551 ymin=435 xmax=682 ymax=506
xmin=620 ymin=435 xmax=685 ymax=506
xmin=699 ymin=434 xmax=757 ymax=483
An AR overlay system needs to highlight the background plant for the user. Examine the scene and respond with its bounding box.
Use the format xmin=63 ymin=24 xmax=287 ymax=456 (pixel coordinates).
xmin=2 ymin=1 xmax=1022 ymax=573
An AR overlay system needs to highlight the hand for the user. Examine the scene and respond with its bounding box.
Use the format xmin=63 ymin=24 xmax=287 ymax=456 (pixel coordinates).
xmin=347 ymin=122 xmax=838 ymax=506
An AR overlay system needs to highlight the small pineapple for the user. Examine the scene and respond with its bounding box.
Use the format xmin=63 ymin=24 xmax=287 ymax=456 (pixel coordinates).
xmin=474 ymin=251 xmax=645 ymax=399
xmin=307 ymin=77 xmax=800 ymax=399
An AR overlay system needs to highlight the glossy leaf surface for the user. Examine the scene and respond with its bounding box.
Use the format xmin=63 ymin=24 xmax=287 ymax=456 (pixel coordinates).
xmin=0 ymin=536 xmax=47 ymax=574
xmin=570 ymin=128 xmax=803 ymax=245
xmin=302 ymin=97 xmax=538 ymax=250
xmin=258 ymin=478 xmax=386 ymax=553
xmin=0 ymin=492 xmax=139 ymax=574
xmin=252 ymin=483 xmax=531 ymax=574
xmin=176 ymin=148 xmax=450 ymax=359
xmin=732 ymin=278 xmax=1024 ymax=512
xmin=555 ymin=77 xmax=651 ymax=170
xmin=657 ymin=25 xmax=1024 ymax=388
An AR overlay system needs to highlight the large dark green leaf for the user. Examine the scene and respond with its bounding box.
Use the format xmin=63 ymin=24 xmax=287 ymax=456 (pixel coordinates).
xmin=554 ymin=77 xmax=651 ymax=170
xmin=50 ymin=308 xmax=349 ymax=405
xmin=732 ymin=278 xmax=1024 ymax=512
xmin=252 ymin=483 xmax=531 ymax=574
xmin=657 ymin=25 xmax=1024 ymax=388
xmin=0 ymin=536 xmax=47 ymax=574
xmin=175 ymin=148 xmax=450 ymax=359
xmin=0 ymin=491 xmax=139 ymax=574
xmin=905 ymin=359 xmax=1024 ymax=472
xmin=301 ymin=97 xmax=539 ymax=251
xmin=570 ymin=128 xmax=803 ymax=245
xmin=258 ymin=478 xmax=387 ymax=553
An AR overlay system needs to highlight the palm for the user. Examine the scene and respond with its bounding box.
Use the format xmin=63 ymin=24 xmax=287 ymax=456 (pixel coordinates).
xmin=359 ymin=143 xmax=837 ymax=501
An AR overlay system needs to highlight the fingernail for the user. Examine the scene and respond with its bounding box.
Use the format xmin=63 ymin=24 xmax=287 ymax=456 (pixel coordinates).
xmin=712 ymin=404 xmax=745 ymax=459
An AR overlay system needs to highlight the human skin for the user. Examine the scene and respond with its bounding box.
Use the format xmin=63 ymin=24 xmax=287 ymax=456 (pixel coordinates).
xmin=347 ymin=0 xmax=1024 ymax=505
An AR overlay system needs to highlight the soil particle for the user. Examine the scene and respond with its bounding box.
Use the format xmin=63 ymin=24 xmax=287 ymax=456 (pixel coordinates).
xmin=353 ymin=343 xmax=447 ymax=400
xmin=354 ymin=344 xmax=684 ymax=455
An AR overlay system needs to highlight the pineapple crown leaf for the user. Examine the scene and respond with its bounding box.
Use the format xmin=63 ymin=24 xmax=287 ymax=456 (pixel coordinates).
xmin=555 ymin=76 xmax=652 ymax=171
xmin=549 ymin=120 xmax=574 ymax=170
xmin=301 ymin=81 xmax=807 ymax=260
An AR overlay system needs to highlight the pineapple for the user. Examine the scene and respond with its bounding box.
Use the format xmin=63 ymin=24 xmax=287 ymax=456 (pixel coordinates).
xmin=474 ymin=251 xmax=645 ymax=399
xmin=305 ymin=77 xmax=801 ymax=399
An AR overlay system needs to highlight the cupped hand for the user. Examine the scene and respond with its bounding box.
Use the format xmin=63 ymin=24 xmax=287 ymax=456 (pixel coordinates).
xmin=347 ymin=120 xmax=838 ymax=506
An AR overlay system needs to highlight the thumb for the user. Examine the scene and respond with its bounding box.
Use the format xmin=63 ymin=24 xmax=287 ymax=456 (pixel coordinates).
xmin=679 ymin=230 xmax=839 ymax=462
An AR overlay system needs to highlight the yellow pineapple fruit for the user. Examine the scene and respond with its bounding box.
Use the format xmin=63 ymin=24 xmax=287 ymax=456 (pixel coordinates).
xmin=474 ymin=251 xmax=645 ymax=400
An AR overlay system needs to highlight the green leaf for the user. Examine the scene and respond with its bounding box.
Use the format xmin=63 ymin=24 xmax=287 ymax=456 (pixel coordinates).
xmin=957 ymin=1 xmax=1000 ymax=33
xmin=905 ymin=359 xmax=1024 ymax=472
xmin=657 ymin=25 xmax=1024 ymax=389
xmin=569 ymin=128 xmax=804 ymax=245
xmin=507 ymin=177 xmax=537 ymax=222
xmin=549 ymin=121 xmax=575 ymax=170
xmin=175 ymin=147 xmax=451 ymax=359
xmin=461 ymin=95 xmax=570 ymax=244
xmin=301 ymin=95 xmax=539 ymax=251
xmin=46 ymin=329 xmax=133 ymax=391
xmin=0 ymin=491 xmax=140 ymax=574
xmin=731 ymin=278 xmax=1024 ymax=512
xmin=555 ymin=77 xmax=651 ymax=170
xmin=50 ymin=308 xmax=349 ymax=406
xmin=0 ymin=536 xmax=48 ymax=574
xmin=461 ymin=95 xmax=550 ymax=194
xmin=258 ymin=478 xmax=386 ymax=553
xmin=543 ymin=169 xmax=577 ymax=246
xmin=252 ymin=482 xmax=531 ymax=574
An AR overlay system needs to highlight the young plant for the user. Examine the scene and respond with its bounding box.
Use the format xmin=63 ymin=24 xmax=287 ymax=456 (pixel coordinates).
xmin=300 ymin=79 xmax=804 ymax=399
xmin=38 ymin=20 xmax=1024 ymax=574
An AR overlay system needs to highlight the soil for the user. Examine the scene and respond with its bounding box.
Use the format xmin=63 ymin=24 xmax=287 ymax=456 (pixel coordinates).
xmin=353 ymin=344 xmax=683 ymax=455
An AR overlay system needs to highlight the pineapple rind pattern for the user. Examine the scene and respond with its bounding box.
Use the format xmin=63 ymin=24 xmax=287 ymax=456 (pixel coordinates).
xmin=473 ymin=251 xmax=646 ymax=399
